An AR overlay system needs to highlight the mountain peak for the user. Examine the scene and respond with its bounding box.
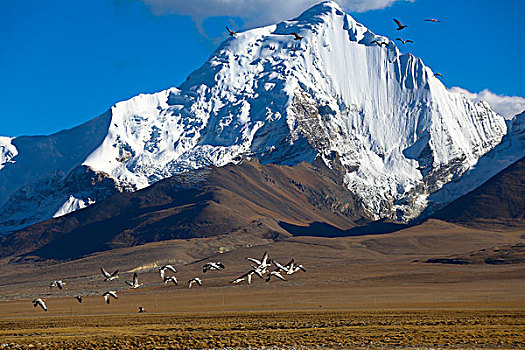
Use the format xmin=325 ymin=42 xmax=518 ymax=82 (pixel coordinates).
xmin=296 ymin=1 xmax=344 ymax=18
xmin=0 ymin=2 xmax=522 ymax=235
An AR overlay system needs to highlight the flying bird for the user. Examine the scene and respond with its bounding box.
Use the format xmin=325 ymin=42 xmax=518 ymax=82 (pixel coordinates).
xmin=138 ymin=306 xmax=145 ymax=313
xmin=273 ymin=259 xmax=306 ymax=275
xmin=125 ymin=272 xmax=143 ymax=289
xmin=230 ymin=269 xmax=263 ymax=284
xmin=101 ymin=268 xmax=119 ymax=282
xmin=231 ymin=272 xmax=252 ymax=285
xmin=290 ymin=32 xmax=303 ymax=41
xmin=288 ymin=261 xmax=306 ymax=274
xmin=424 ymin=19 xmax=442 ymax=22
xmin=164 ymin=276 xmax=178 ymax=285
xmin=226 ymin=26 xmax=237 ymax=37
xmin=103 ymin=291 xmax=118 ymax=304
xmin=246 ymin=251 xmax=272 ymax=273
xmin=393 ymin=18 xmax=408 ymax=30
xmin=370 ymin=40 xmax=389 ymax=47
xmin=49 ymin=280 xmax=65 ymax=290
xmin=396 ymin=38 xmax=413 ymax=45
xmin=32 ymin=298 xmax=47 ymax=311
xmin=159 ymin=265 xmax=177 ymax=281
xmin=188 ymin=277 xmax=202 ymax=288
xmin=75 ymin=296 xmax=83 ymax=304
xmin=203 ymin=262 xmax=225 ymax=273
xmin=434 ymin=73 xmax=444 ymax=78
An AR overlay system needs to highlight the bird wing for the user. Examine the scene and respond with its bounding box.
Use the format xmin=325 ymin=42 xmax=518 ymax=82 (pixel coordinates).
xmin=233 ymin=271 xmax=249 ymax=283
xmin=110 ymin=270 xmax=119 ymax=278
xmin=273 ymin=260 xmax=287 ymax=272
xmin=393 ymin=18 xmax=402 ymax=27
xmin=133 ymin=273 xmax=138 ymax=285
xmin=164 ymin=265 xmax=177 ymax=273
xmin=108 ymin=291 xmax=118 ymax=299
xmin=39 ymin=300 xmax=47 ymax=311
xmin=298 ymin=265 xmax=307 ymax=272
xmin=101 ymin=268 xmax=111 ymax=278
xmin=407 ymin=40 xmax=413 ymax=43
xmin=261 ymin=251 xmax=269 ymax=265
xmin=246 ymin=257 xmax=261 ymax=265
xmin=274 ymin=272 xmax=286 ymax=281
xmin=196 ymin=278 xmax=202 ymax=285
xmin=217 ymin=262 xmax=225 ymax=269
xmin=159 ymin=269 xmax=165 ymax=281
xmin=226 ymin=26 xmax=232 ymax=34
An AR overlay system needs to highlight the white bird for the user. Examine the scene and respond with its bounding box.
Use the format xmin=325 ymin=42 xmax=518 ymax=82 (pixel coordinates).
xmin=103 ymin=291 xmax=118 ymax=304
xmin=125 ymin=272 xmax=143 ymax=289
xmin=203 ymin=262 xmax=225 ymax=273
xmin=32 ymin=298 xmax=47 ymax=311
xmin=266 ymin=271 xmax=286 ymax=282
xmin=273 ymin=259 xmax=306 ymax=275
xmin=247 ymin=251 xmax=272 ymax=272
xmin=49 ymin=280 xmax=65 ymax=289
xmin=188 ymin=277 xmax=202 ymax=288
xmin=231 ymin=274 xmax=250 ymax=284
xmin=101 ymin=268 xmax=119 ymax=282
xmin=164 ymin=276 xmax=178 ymax=285
xmin=159 ymin=265 xmax=177 ymax=281
xmin=230 ymin=269 xmax=262 ymax=284
xmin=290 ymin=263 xmax=306 ymax=274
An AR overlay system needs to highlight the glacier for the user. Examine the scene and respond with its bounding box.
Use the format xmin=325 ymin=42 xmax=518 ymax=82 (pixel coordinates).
xmin=0 ymin=1 xmax=523 ymax=234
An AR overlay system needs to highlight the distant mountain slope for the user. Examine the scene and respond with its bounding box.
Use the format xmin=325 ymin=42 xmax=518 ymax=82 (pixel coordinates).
xmin=0 ymin=160 xmax=361 ymax=260
xmin=434 ymin=156 xmax=525 ymax=225
xmin=424 ymin=243 xmax=525 ymax=265
xmin=1 ymin=1 xmax=522 ymax=234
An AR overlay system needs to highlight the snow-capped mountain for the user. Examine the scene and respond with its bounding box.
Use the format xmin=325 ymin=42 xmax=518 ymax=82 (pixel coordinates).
xmin=1 ymin=1 xmax=523 ymax=234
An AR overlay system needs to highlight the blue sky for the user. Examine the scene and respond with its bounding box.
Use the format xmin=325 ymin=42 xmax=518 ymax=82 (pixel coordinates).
xmin=1 ymin=0 xmax=524 ymax=137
